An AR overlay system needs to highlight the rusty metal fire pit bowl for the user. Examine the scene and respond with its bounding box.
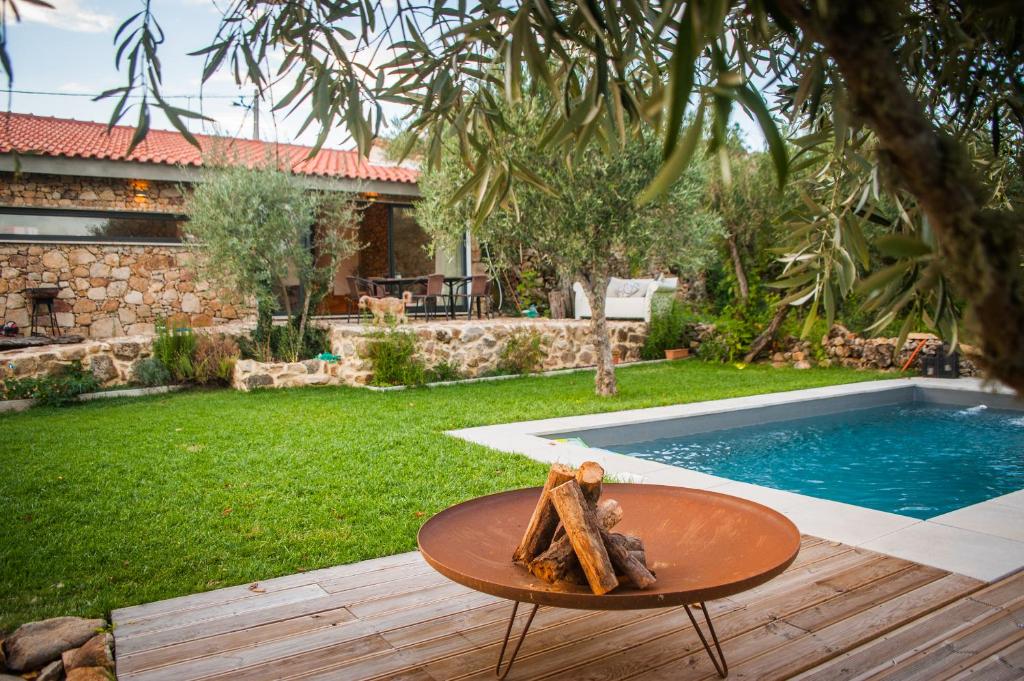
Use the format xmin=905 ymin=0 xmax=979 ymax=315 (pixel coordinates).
xmin=418 ymin=483 xmax=800 ymax=679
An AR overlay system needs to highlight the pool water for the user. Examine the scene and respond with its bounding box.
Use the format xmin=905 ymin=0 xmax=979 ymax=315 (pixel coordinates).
xmin=610 ymin=404 xmax=1024 ymax=519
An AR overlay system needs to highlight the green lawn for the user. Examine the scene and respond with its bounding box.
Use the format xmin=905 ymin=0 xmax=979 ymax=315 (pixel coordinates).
xmin=0 ymin=362 xmax=888 ymax=631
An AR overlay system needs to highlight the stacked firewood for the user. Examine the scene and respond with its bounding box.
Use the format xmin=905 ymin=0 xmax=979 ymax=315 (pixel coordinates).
xmin=513 ymin=462 xmax=657 ymax=595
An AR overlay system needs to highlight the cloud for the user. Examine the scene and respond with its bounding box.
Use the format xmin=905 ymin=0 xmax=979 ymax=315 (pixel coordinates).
xmin=17 ymin=0 xmax=118 ymax=34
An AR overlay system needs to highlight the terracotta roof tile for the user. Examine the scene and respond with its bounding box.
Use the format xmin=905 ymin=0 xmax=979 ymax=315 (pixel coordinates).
xmin=0 ymin=112 xmax=418 ymax=184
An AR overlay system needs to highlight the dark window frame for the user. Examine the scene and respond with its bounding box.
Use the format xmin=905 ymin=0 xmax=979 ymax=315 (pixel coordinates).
xmin=0 ymin=206 xmax=186 ymax=244
xmin=385 ymin=203 xmax=466 ymax=277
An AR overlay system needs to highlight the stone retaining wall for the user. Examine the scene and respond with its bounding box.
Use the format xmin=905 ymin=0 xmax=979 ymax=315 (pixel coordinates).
xmin=1 ymin=334 xmax=156 ymax=386
xmin=232 ymin=319 xmax=648 ymax=390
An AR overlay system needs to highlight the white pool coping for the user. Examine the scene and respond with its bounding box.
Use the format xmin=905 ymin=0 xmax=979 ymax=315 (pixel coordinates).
xmin=449 ymin=377 xmax=1024 ymax=582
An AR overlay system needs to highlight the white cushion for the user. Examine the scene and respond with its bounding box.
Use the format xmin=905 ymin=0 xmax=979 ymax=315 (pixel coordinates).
xmin=608 ymin=277 xmax=653 ymax=298
xmin=656 ymin=276 xmax=679 ymax=291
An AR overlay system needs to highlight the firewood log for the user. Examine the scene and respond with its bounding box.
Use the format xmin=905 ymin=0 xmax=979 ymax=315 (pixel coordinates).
xmin=601 ymin=530 xmax=656 ymax=589
xmin=528 ymin=499 xmax=622 ymax=584
xmin=553 ymin=462 xmax=605 ymax=542
xmin=612 ymin=533 xmax=643 ymax=552
xmin=575 ymin=461 xmax=604 ymax=507
xmin=628 ymin=549 xmax=646 ymax=567
xmin=548 ymin=480 xmax=619 ymax=595
xmin=513 ymin=463 xmax=574 ymax=564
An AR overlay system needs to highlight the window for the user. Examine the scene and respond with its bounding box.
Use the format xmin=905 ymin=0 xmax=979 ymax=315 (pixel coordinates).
xmin=388 ymin=205 xmax=433 ymax=277
xmin=0 ymin=208 xmax=183 ymax=243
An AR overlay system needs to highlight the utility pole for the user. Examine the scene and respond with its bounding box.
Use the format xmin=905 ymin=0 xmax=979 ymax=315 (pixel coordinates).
xmin=252 ymin=88 xmax=260 ymax=140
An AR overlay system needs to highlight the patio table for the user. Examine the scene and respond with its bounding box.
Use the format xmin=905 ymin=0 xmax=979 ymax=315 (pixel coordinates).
xmin=418 ymin=483 xmax=801 ymax=679
xmin=369 ymin=275 xmax=471 ymax=318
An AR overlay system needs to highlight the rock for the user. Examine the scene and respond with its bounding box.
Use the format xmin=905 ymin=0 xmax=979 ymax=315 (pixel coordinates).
xmin=793 ymin=360 xmax=812 ymax=369
xmin=68 ymin=249 xmax=96 ymax=266
xmin=89 ymin=355 xmax=117 ymax=383
xmin=42 ymin=251 xmax=68 ymax=269
xmin=3 ymin=616 xmax=104 ymax=672
xmin=62 ymin=633 xmax=113 ymax=672
xmin=244 ymin=374 xmax=274 ymax=389
xmin=65 ymin=667 xmax=112 ymax=681
xmin=112 ymin=341 xmax=140 ymax=360
xmin=302 ymin=359 xmax=322 ymax=374
xmin=180 ymin=292 xmax=201 ymax=313
xmin=37 ymin=659 xmax=64 ymax=681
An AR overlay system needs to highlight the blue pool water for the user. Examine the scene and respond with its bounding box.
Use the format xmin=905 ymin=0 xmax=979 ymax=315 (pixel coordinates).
xmin=610 ymin=404 xmax=1024 ymax=519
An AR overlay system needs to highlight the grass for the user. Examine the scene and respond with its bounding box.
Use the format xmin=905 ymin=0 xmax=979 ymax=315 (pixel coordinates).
xmin=0 ymin=361 xmax=887 ymax=630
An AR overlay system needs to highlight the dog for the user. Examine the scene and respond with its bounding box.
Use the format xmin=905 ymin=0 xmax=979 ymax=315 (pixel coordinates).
xmin=359 ymin=291 xmax=413 ymax=324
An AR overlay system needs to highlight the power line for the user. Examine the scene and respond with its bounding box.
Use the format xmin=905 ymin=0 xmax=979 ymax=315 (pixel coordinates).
xmin=3 ymin=88 xmax=243 ymax=100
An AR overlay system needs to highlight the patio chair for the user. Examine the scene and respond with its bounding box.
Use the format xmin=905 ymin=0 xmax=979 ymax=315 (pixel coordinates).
xmin=346 ymin=276 xmax=384 ymax=322
xmin=453 ymin=275 xmax=491 ymax=320
xmin=410 ymin=273 xmax=447 ymax=321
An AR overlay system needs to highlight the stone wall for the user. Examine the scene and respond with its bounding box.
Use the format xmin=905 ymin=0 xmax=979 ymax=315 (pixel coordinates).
xmin=0 ymin=243 xmax=247 ymax=337
xmin=233 ymin=318 xmax=648 ymax=389
xmin=817 ymin=325 xmax=981 ymax=376
xmin=1 ymin=334 xmax=156 ymax=386
xmin=1 ymin=172 xmax=251 ymax=337
xmin=758 ymin=324 xmax=981 ymax=375
xmin=0 ymin=172 xmax=185 ymax=212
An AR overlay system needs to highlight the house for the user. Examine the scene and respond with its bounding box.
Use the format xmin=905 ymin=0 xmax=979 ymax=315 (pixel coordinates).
xmin=0 ymin=113 xmax=474 ymax=338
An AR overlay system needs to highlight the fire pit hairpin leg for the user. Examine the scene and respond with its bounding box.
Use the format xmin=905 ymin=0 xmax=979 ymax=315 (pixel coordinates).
xmin=685 ymin=602 xmax=728 ymax=678
xmin=495 ymin=601 xmax=539 ymax=680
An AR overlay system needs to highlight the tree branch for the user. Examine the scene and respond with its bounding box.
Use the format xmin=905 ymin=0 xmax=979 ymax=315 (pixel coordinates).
xmin=777 ymin=0 xmax=1024 ymax=393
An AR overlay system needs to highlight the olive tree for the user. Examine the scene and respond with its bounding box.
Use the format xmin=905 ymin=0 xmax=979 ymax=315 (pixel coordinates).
xmin=183 ymin=163 xmax=358 ymax=360
xmin=417 ymin=98 xmax=720 ymax=395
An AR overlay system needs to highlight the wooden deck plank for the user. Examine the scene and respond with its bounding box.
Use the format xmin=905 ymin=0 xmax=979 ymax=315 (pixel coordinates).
xmin=870 ymin=594 xmax=1024 ymax=680
xmin=111 ymin=551 xmax=423 ymax=625
xmin=793 ymin=570 xmax=1023 ymax=681
xmin=719 ymin=573 xmax=982 ymax=680
xmin=947 ymin=637 xmax=1024 ymax=681
xmin=548 ymin=556 xmax=919 ymax=681
xmin=116 ymin=567 xmax=449 ymax=658
xmin=115 ymin=584 xmax=331 ymax=641
xmin=113 ymin=540 xmax=1018 ymax=681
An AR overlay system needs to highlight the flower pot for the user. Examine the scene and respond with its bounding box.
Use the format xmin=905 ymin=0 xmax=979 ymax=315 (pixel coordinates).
xmin=665 ymin=348 xmax=690 ymax=360
xmin=612 ymin=349 xmax=622 ymax=365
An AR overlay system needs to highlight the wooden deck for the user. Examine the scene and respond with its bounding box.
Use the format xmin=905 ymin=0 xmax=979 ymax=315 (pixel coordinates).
xmin=112 ymin=536 xmax=1023 ymax=681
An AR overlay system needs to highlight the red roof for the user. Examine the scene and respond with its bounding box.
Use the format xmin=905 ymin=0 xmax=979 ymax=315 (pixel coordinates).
xmin=0 ymin=112 xmax=418 ymax=184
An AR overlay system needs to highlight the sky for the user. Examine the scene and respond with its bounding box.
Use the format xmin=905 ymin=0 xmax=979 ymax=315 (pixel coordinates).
xmin=4 ymin=0 xmax=765 ymax=152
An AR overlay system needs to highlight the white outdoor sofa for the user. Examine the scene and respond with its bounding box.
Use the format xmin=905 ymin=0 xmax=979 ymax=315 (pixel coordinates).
xmin=573 ymin=276 xmax=678 ymax=322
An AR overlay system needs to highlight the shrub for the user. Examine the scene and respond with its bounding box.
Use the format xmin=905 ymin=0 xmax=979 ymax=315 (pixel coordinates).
xmin=641 ymin=290 xmax=693 ymax=360
xmin=241 ymin=319 xmax=331 ymax=363
xmin=697 ymin=317 xmax=759 ymax=363
xmin=498 ymin=329 xmax=545 ymax=375
xmin=363 ymin=326 xmax=427 ymax=386
xmin=132 ymin=358 xmax=172 ymax=387
xmin=152 ymin=319 xmax=197 ymax=382
xmin=1 ymin=361 xmax=99 ymax=406
xmin=426 ymin=361 xmax=464 ymax=383
xmin=194 ymin=334 xmax=241 ymax=386
xmin=515 ymin=268 xmax=549 ymax=315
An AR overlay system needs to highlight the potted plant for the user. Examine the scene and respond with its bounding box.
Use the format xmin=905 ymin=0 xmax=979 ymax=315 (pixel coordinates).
xmin=641 ymin=290 xmax=693 ymax=361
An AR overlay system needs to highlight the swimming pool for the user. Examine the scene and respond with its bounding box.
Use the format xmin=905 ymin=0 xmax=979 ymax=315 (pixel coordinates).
xmin=603 ymin=403 xmax=1024 ymax=519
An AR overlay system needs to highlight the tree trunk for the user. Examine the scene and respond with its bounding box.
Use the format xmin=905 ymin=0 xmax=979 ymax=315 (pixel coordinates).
xmin=726 ymin=234 xmax=749 ymax=302
xmin=776 ymin=0 xmax=1024 ymax=394
xmin=744 ymin=304 xmax=790 ymax=364
xmin=580 ymin=271 xmax=618 ymax=396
